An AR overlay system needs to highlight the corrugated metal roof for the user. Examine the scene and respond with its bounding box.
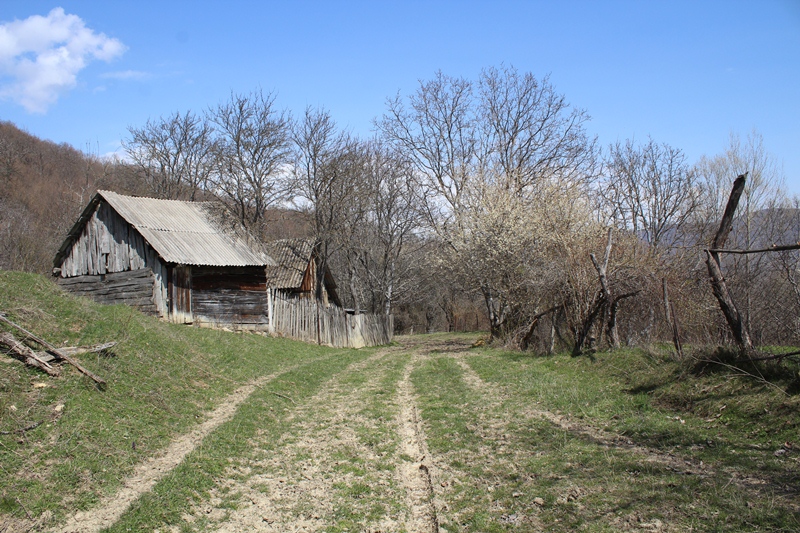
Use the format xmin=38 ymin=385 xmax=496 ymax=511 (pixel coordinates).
xmin=65 ymin=191 xmax=274 ymax=267
xmin=99 ymin=191 xmax=273 ymax=267
xmin=101 ymin=190 xmax=221 ymax=234
xmin=264 ymin=238 xmax=314 ymax=288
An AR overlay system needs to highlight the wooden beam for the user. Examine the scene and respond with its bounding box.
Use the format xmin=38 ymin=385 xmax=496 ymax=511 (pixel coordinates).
xmin=707 ymin=243 xmax=800 ymax=254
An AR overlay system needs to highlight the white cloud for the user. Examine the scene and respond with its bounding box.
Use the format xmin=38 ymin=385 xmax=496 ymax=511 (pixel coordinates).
xmin=100 ymin=69 xmax=150 ymax=81
xmin=0 ymin=8 xmax=126 ymax=113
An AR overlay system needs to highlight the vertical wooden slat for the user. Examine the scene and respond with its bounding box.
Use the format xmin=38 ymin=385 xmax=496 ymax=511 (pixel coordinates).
xmin=170 ymin=265 xmax=192 ymax=324
xmin=270 ymin=292 xmax=392 ymax=348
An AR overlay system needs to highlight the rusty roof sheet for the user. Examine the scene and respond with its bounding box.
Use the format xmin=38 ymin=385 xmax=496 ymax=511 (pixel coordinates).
xmin=57 ymin=191 xmax=274 ymax=267
xmin=264 ymin=238 xmax=314 ymax=288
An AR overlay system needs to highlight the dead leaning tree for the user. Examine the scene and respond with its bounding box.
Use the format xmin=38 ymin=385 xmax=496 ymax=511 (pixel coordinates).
xmin=705 ymin=173 xmax=800 ymax=356
xmin=704 ymin=174 xmax=753 ymax=353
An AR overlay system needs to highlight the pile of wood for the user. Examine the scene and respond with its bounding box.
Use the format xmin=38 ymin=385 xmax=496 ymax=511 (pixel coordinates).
xmin=0 ymin=313 xmax=110 ymax=385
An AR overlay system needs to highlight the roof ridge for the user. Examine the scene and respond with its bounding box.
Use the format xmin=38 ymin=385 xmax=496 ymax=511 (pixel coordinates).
xmin=98 ymin=189 xmax=215 ymax=206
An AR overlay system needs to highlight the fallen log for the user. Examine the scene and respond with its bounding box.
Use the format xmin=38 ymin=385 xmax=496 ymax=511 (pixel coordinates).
xmin=27 ymin=343 xmax=116 ymax=363
xmin=0 ymin=332 xmax=60 ymax=377
xmin=33 ymin=351 xmax=56 ymax=363
xmin=0 ymin=313 xmax=106 ymax=385
xmin=55 ymin=342 xmax=117 ymax=357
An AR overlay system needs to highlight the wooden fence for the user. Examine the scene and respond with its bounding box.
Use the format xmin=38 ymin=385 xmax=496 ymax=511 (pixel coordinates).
xmin=271 ymin=293 xmax=393 ymax=348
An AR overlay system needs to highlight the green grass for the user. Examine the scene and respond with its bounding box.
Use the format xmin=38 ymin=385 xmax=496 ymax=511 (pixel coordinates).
xmin=411 ymin=344 xmax=800 ymax=532
xmin=472 ymin=346 xmax=800 ymax=473
xmin=0 ymin=271 xmax=347 ymax=528
xmin=2 ymin=271 xmax=799 ymax=532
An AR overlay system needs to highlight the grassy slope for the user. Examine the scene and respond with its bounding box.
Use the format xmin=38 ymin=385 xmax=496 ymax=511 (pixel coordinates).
xmin=411 ymin=335 xmax=800 ymax=532
xmin=0 ymin=270 xmax=353 ymax=527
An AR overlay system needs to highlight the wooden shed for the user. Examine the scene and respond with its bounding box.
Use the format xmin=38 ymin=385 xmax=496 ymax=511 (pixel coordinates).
xmin=53 ymin=190 xmax=275 ymax=329
xmin=264 ymin=239 xmax=342 ymax=307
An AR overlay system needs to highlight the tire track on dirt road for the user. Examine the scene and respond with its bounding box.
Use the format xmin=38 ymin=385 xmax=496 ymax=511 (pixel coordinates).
xmin=410 ymin=347 xmax=544 ymax=532
xmin=199 ymin=347 xmax=409 ymax=532
xmin=396 ymin=351 xmax=439 ymax=533
xmin=51 ymin=365 xmax=300 ymax=533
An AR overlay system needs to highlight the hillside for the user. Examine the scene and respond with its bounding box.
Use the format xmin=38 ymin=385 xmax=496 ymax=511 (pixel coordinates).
xmin=0 ymin=122 xmax=316 ymax=276
xmin=0 ymin=122 xmax=135 ymax=274
xmin=0 ymin=270 xmax=343 ymax=531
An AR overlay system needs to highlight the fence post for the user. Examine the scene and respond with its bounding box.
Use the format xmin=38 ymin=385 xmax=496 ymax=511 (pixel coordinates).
xmin=267 ymin=288 xmax=274 ymax=334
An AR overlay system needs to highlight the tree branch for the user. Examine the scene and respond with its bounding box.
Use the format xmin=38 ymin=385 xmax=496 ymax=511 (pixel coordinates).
xmin=707 ymin=243 xmax=800 ymax=254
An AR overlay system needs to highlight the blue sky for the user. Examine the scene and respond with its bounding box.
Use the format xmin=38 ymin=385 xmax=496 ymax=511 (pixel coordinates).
xmin=2 ymin=1 xmax=799 ymax=193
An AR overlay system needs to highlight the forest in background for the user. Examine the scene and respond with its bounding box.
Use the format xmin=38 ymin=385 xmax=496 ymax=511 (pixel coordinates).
xmin=1 ymin=66 xmax=798 ymax=355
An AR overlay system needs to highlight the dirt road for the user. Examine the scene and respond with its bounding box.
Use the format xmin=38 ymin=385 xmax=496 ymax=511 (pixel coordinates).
xmin=47 ymin=335 xmax=799 ymax=533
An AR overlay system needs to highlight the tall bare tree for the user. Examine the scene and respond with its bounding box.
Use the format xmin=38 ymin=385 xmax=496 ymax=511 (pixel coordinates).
xmin=378 ymin=66 xmax=599 ymax=340
xmin=209 ymin=89 xmax=293 ymax=232
xmin=349 ymin=141 xmax=424 ymax=315
xmin=123 ymin=110 xmax=215 ymax=200
xmin=479 ymin=66 xmax=598 ymax=195
xmin=291 ymin=107 xmax=364 ymax=301
xmin=379 ymin=70 xmax=476 ymax=219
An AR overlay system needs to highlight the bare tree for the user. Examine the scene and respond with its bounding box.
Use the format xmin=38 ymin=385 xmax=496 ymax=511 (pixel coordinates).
xmin=770 ymin=199 xmax=800 ymax=342
xmin=479 ymin=66 xmax=598 ymax=195
xmin=209 ymin=89 xmax=293 ymax=232
xmin=346 ymin=141 xmax=423 ymax=316
xmin=600 ymin=137 xmax=700 ymax=250
xmin=124 ymin=110 xmax=215 ymax=200
xmin=378 ymin=66 xmax=599 ymax=341
xmin=291 ymin=107 xmax=364 ymax=301
xmin=378 ymin=70 xmax=476 ymax=220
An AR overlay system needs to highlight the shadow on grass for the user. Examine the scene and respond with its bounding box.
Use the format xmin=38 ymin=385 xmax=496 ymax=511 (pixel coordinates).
xmin=689 ymin=347 xmax=800 ymax=389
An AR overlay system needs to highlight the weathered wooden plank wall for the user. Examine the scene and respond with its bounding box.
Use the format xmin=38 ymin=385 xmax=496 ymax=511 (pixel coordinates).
xmin=272 ymin=293 xmax=392 ymax=348
xmin=56 ymin=268 xmax=158 ymax=315
xmin=60 ymin=202 xmax=150 ymax=277
xmin=192 ymin=266 xmax=269 ymax=328
xmin=58 ymin=201 xmax=169 ymax=317
xmin=170 ymin=265 xmax=192 ymax=324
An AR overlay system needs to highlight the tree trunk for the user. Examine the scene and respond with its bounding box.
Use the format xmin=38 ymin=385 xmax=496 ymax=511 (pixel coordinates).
xmin=590 ymin=228 xmax=615 ymax=348
xmin=704 ymin=174 xmax=753 ymax=352
xmin=706 ymin=250 xmax=752 ymax=349
xmin=607 ymin=291 xmax=639 ymax=349
xmin=572 ymin=294 xmax=605 ymax=357
xmin=348 ymin=264 xmax=360 ymax=314
xmin=483 ymin=289 xmax=505 ymax=341
xmin=669 ymin=302 xmax=684 ymax=359
xmin=520 ymin=303 xmax=566 ymax=351
xmin=662 ymin=279 xmax=683 ymax=359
